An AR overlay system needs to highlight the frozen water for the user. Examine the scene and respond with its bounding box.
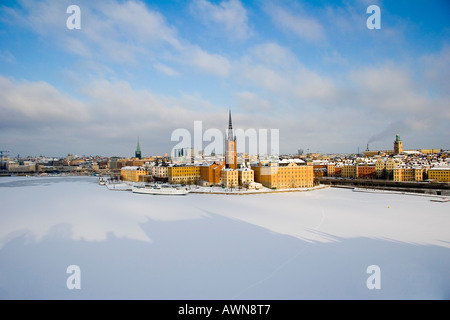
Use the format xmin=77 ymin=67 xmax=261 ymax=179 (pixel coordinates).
xmin=0 ymin=176 xmax=448 ymax=299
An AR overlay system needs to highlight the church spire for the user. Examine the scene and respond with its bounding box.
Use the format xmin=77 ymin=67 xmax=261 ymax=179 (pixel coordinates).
xmin=135 ymin=137 xmax=142 ymax=159
xmin=227 ymin=109 xmax=234 ymax=141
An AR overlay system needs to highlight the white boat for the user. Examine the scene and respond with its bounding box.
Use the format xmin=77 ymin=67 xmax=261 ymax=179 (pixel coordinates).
xmin=132 ymin=185 xmax=190 ymax=195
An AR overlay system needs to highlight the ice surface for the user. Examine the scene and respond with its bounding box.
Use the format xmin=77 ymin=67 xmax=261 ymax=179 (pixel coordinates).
xmin=0 ymin=176 xmax=449 ymax=299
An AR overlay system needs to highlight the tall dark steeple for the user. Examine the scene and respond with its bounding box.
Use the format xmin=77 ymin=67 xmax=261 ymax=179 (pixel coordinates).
xmin=135 ymin=137 xmax=142 ymax=159
xmin=227 ymin=109 xmax=234 ymax=141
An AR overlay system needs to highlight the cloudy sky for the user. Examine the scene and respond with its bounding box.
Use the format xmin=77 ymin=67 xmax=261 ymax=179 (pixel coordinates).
xmin=0 ymin=0 xmax=449 ymax=157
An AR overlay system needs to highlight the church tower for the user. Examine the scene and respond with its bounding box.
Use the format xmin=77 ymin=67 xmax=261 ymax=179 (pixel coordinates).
xmin=225 ymin=110 xmax=237 ymax=169
xmin=394 ymin=134 xmax=403 ymax=154
xmin=135 ymin=137 xmax=142 ymax=160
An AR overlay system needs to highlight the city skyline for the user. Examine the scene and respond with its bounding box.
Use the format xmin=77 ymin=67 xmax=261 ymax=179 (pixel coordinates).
xmin=0 ymin=0 xmax=449 ymax=157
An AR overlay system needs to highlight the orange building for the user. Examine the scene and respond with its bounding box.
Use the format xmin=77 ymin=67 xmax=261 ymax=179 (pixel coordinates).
xmin=200 ymin=163 xmax=224 ymax=186
xmin=357 ymin=164 xmax=376 ymax=179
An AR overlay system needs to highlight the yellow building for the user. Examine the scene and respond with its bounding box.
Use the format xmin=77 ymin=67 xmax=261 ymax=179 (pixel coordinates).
xmin=168 ymin=165 xmax=201 ymax=185
xmin=252 ymin=162 xmax=313 ymax=189
xmin=327 ymin=164 xmax=336 ymax=177
xmin=341 ymin=164 xmax=357 ymax=178
xmin=428 ymin=167 xmax=450 ymax=182
xmin=221 ymin=169 xmax=239 ymax=188
xmin=420 ymin=149 xmax=441 ymax=154
xmin=121 ymin=166 xmax=149 ymax=182
xmin=375 ymin=158 xmax=385 ymax=179
xmin=393 ymin=166 xmax=424 ymax=182
xmin=385 ymin=158 xmax=399 ymax=180
xmin=237 ymin=167 xmax=254 ymax=186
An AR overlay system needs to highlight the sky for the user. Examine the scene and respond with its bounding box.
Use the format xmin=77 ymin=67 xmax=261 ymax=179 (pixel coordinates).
xmin=0 ymin=0 xmax=449 ymax=157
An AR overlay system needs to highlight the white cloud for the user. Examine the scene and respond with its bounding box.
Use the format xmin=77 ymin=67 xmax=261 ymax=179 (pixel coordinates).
xmin=0 ymin=76 xmax=89 ymax=124
xmin=234 ymin=91 xmax=272 ymax=111
xmin=2 ymin=0 xmax=231 ymax=78
xmin=237 ymin=43 xmax=337 ymax=104
xmin=421 ymin=45 xmax=450 ymax=96
xmin=349 ymin=66 xmax=431 ymax=113
xmin=190 ymin=0 xmax=251 ymax=40
xmin=1 ymin=0 xmax=180 ymax=64
xmin=183 ymin=45 xmax=231 ymax=77
xmin=154 ymin=63 xmax=179 ymax=77
xmin=0 ymin=50 xmax=16 ymax=63
xmin=265 ymin=4 xmax=326 ymax=43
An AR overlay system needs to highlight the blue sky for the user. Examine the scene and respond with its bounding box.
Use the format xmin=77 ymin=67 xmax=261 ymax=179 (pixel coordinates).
xmin=0 ymin=0 xmax=449 ymax=157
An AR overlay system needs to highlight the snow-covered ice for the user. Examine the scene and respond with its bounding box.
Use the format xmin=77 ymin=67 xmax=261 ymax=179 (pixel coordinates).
xmin=0 ymin=176 xmax=448 ymax=299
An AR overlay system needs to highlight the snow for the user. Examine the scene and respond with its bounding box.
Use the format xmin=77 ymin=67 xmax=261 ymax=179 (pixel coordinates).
xmin=0 ymin=176 xmax=449 ymax=299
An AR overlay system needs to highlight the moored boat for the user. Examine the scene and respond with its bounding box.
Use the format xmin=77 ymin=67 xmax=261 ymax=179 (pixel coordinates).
xmin=132 ymin=185 xmax=190 ymax=195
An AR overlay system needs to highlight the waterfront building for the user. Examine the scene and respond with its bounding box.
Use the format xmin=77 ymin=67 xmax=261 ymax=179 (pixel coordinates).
xmin=168 ymin=165 xmax=201 ymax=185
xmin=428 ymin=167 xmax=450 ymax=182
xmin=327 ymin=163 xmax=336 ymax=177
xmin=393 ymin=166 xmax=424 ymax=182
xmin=252 ymin=161 xmax=313 ymax=189
xmin=221 ymin=168 xmax=239 ymax=188
xmin=154 ymin=164 xmax=169 ymax=180
xmin=385 ymin=158 xmax=399 ymax=180
xmin=375 ymin=158 xmax=385 ymax=179
xmin=237 ymin=166 xmax=254 ymax=187
xmin=121 ymin=166 xmax=148 ymax=182
xmin=357 ymin=163 xmax=376 ymax=179
xmin=341 ymin=164 xmax=357 ymax=178
xmin=199 ymin=163 xmax=224 ymax=186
